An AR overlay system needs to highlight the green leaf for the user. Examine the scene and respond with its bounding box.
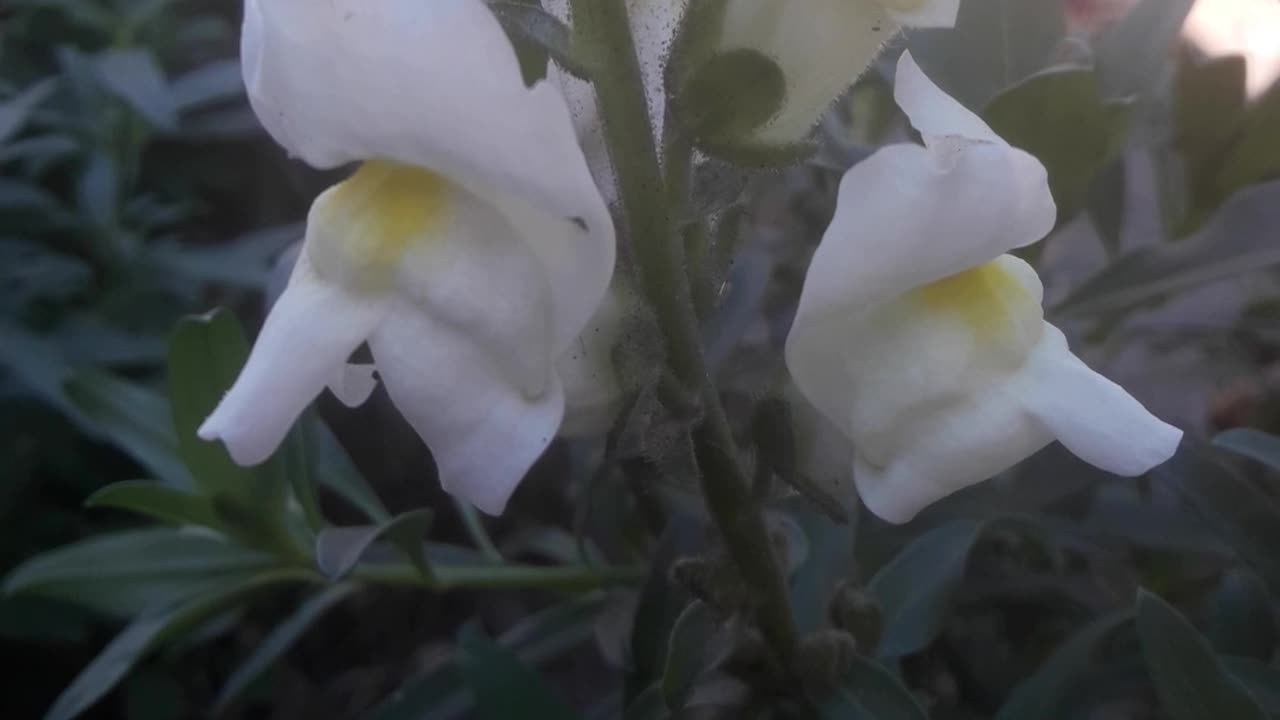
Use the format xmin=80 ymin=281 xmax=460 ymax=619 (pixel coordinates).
xmin=0 ymin=325 xmax=188 ymax=486
xmin=1213 ymin=428 xmax=1280 ymax=472
xmin=168 ymin=59 xmax=243 ymax=112
xmin=661 ymin=601 xmax=719 ymax=711
xmin=622 ymin=686 xmax=669 ymax=720
xmin=995 ymin=610 xmax=1133 ymax=720
xmin=369 ymin=594 xmax=606 ymax=720
xmin=1208 ymin=82 xmax=1280 ymax=221
xmin=76 ymin=150 xmax=118 ymax=230
xmin=166 ymin=310 xmax=257 ymax=501
xmin=1053 ymin=179 xmax=1280 ymax=318
xmin=44 ymin=571 xmax=306 ymax=720
xmin=213 ymin=583 xmax=357 ymax=712
xmin=86 ymin=481 xmax=218 ymax=528
xmin=0 ymin=78 xmax=57 ymax=145
xmin=1136 ymin=589 xmax=1268 ymax=720
xmin=1158 ymin=442 xmax=1280 ymax=595
xmin=94 ymin=48 xmax=177 ymax=131
xmin=1175 ymin=56 xmax=1280 ymax=235
xmin=1209 ymin=569 xmax=1277 ymax=661
xmin=906 ymin=0 xmax=1064 ymax=111
xmin=868 ymin=519 xmax=984 ymax=656
xmin=314 ymin=509 xmax=434 ymax=581
xmin=819 ymin=655 xmax=929 ymax=720
xmin=488 ymin=1 xmax=589 ymax=81
xmin=456 ymin=623 xmax=580 ymax=720
xmin=3 ymin=529 xmax=276 ymax=618
xmin=1092 ymin=0 xmax=1197 ymax=98
xmin=788 ymin=502 xmax=856 ymax=635
xmin=983 ymin=68 xmax=1132 ymax=223
xmin=1174 ymin=55 xmax=1247 ymax=190
xmin=1224 ymin=656 xmax=1280 ymax=715
xmin=627 ymin=522 xmax=697 ymax=701
xmin=307 ymin=415 xmax=390 ymax=523
xmin=1089 ymin=158 xmax=1127 ymax=258
xmin=62 ymin=369 xmax=195 ymax=489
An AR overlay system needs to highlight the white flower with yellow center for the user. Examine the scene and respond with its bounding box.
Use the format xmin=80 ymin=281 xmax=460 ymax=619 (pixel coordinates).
xmin=785 ymin=52 xmax=1182 ymax=523
xmin=198 ymin=0 xmax=616 ymax=515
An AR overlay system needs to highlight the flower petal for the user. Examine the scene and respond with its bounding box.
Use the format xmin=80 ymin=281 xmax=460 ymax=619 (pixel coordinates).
xmin=198 ymin=253 xmax=389 ymax=465
xmin=883 ymin=0 xmax=961 ymax=29
xmin=368 ymin=300 xmax=565 ymax=515
xmin=242 ymin=0 xmax=614 ymax=292
xmin=383 ymin=182 xmax=559 ymax=398
xmin=894 ymin=51 xmax=1003 ymax=144
xmin=1023 ymin=325 xmax=1183 ymax=476
xmin=557 ymin=284 xmax=630 ymax=437
xmin=788 ymin=141 xmax=1054 ymax=370
xmin=852 ymin=387 xmax=1053 ymax=523
xmin=330 ymin=364 xmax=378 ymax=408
xmin=719 ymin=0 xmax=893 ymax=144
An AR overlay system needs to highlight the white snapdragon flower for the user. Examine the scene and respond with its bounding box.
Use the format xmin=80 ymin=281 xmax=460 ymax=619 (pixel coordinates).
xmin=199 ymin=0 xmax=615 ymax=515
xmin=785 ymin=52 xmax=1182 ymax=523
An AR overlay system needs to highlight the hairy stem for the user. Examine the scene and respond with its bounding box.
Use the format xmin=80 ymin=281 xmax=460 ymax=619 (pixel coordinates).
xmin=567 ymin=0 xmax=798 ymax=662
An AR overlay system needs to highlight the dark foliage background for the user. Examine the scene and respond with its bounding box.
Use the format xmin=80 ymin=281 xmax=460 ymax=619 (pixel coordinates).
xmin=4 ymin=0 xmax=1280 ymax=719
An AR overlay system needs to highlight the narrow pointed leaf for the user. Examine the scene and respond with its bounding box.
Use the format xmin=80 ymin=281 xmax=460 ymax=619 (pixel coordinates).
xmin=1213 ymin=428 xmax=1280 ymax=472
xmin=213 ymin=583 xmax=358 ymax=712
xmin=166 ymin=310 xmax=256 ymax=501
xmin=368 ymin=594 xmax=606 ymax=720
xmin=3 ymin=529 xmax=275 ymax=618
xmin=1209 ymin=569 xmax=1277 ymax=661
xmin=868 ymin=519 xmax=984 ymax=656
xmin=1158 ymin=442 xmax=1280 ymax=595
xmin=456 ymin=623 xmax=580 ymax=720
xmin=820 ymin=655 xmax=929 ymax=720
xmin=661 ymin=601 xmax=719 ymax=711
xmin=94 ymin=48 xmax=177 ymax=131
xmin=44 ymin=571 xmax=306 ymax=720
xmin=995 ymin=610 xmax=1134 ymax=720
xmin=1136 ymin=589 xmax=1268 ymax=720
xmin=62 ymin=369 xmax=194 ymax=489
xmin=314 ymin=509 xmax=434 ymax=581
xmin=86 ymin=481 xmax=218 ymax=528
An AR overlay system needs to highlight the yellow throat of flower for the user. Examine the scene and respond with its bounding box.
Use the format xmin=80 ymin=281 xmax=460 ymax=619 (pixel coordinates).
xmin=307 ymin=160 xmax=451 ymax=290
xmin=914 ymin=260 xmax=1041 ymax=345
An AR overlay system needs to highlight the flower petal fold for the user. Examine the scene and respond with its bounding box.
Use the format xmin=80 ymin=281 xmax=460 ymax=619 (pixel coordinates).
xmin=198 ymin=255 xmax=388 ymax=465
xmin=1023 ymin=326 xmax=1184 ymax=476
xmin=367 ymin=301 xmax=566 ymax=515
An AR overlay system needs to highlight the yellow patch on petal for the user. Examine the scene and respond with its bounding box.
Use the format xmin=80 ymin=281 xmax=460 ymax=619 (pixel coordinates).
xmin=913 ymin=260 xmax=1041 ymax=348
xmin=307 ymin=160 xmax=451 ymax=290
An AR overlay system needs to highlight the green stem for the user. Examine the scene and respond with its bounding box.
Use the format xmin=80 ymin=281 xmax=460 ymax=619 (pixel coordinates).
xmin=568 ymin=0 xmax=798 ymax=663
xmin=353 ymin=562 xmax=645 ymax=591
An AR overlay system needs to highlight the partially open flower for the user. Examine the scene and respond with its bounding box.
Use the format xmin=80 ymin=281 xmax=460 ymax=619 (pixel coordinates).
xmin=199 ymin=0 xmax=615 ymax=515
xmin=707 ymin=0 xmax=961 ymax=144
xmin=785 ymin=51 xmax=1182 ymax=523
